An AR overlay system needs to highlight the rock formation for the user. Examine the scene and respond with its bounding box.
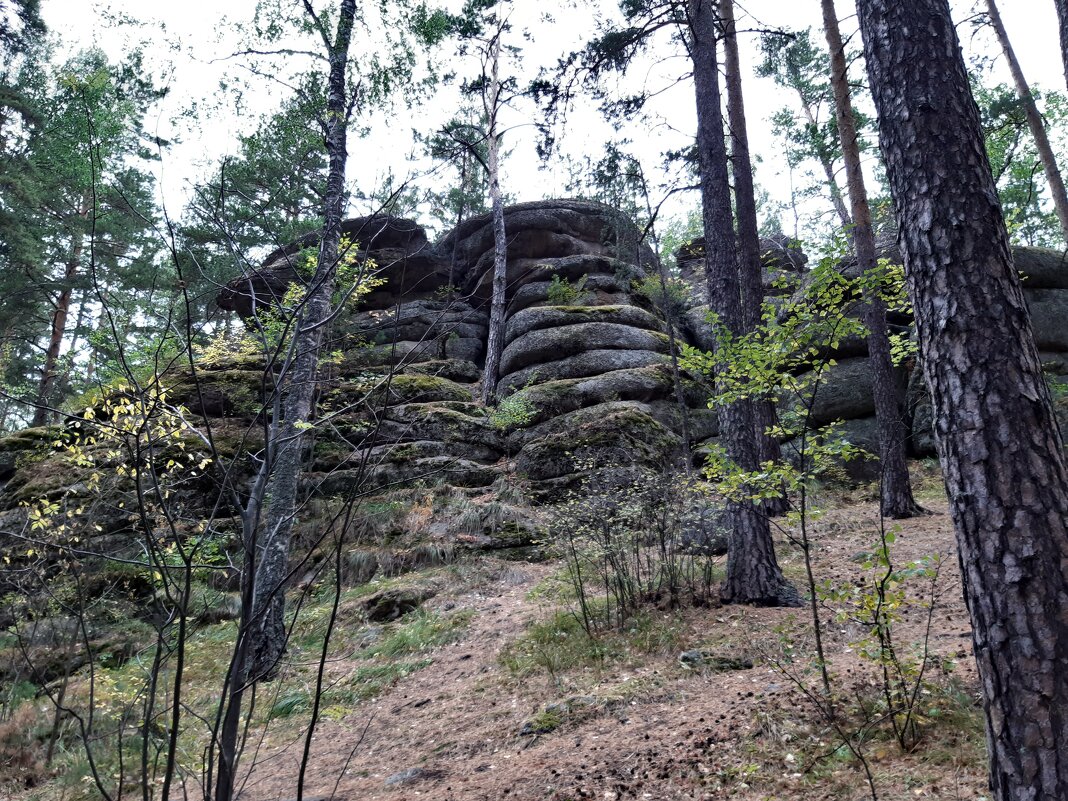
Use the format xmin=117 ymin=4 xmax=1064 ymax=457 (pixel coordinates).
xmin=2 ymin=198 xmax=1066 ymax=671
xmin=3 ymin=200 xmax=1067 ymax=522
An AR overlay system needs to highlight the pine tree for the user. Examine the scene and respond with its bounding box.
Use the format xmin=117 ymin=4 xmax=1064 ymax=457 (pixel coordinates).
xmin=857 ymin=0 xmax=1068 ymax=796
xmin=757 ymin=29 xmax=851 ymax=228
xmin=0 ymin=49 xmax=162 ymax=426
xmin=984 ymin=0 xmax=1068 ymax=243
xmin=689 ymin=0 xmax=796 ymax=605
xmin=976 ymin=80 xmax=1068 ymax=246
xmin=546 ymin=0 xmax=797 ymax=605
xmin=719 ymin=0 xmax=786 ymax=514
xmin=1057 ymin=0 xmax=1068 ymax=94
xmin=180 ymin=86 xmax=330 ymax=321
xmin=820 ymin=0 xmax=922 ymax=518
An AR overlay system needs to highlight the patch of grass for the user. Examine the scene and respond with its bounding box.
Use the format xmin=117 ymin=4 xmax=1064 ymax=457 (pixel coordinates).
xmin=524 ymin=707 xmax=565 ymax=734
xmin=366 ymin=609 xmax=474 ymax=659
xmin=525 ymin=565 xmax=578 ymax=603
xmin=346 ymin=659 xmax=433 ymax=700
xmin=267 ymin=656 xmax=437 ymax=720
xmin=500 ymin=609 xmax=685 ymax=682
xmin=718 ymin=672 xmax=986 ymax=800
xmin=912 ymin=676 xmax=986 ymax=768
xmin=270 ymin=689 xmax=309 ymax=719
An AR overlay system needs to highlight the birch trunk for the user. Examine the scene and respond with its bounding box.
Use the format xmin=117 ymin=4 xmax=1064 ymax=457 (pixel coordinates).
xmin=244 ymin=0 xmax=358 ymax=684
xmin=480 ymin=33 xmax=508 ymax=406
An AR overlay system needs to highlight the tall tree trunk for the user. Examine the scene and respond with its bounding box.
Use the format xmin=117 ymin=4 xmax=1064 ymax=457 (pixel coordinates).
xmin=448 ymin=155 xmax=469 ymax=289
xmin=244 ymin=0 xmax=357 ymax=684
xmin=83 ymin=301 xmax=108 ymax=386
xmin=480 ymin=33 xmax=508 ymax=406
xmin=215 ymin=8 xmax=359 ymax=801
xmin=689 ymin=0 xmax=797 ymax=606
xmin=792 ymin=84 xmax=852 ymax=228
xmin=719 ymin=0 xmax=786 ymax=515
xmin=821 ymin=0 xmax=922 ymax=519
xmin=986 ymin=0 xmax=1068 ymax=243
xmin=857 ymin=1 xmax=1068 ymax=798
xmin=33 ymin=201 xmax=88 ymax=426
xmin=1056 ymin=0 xmax=1068 ymax=95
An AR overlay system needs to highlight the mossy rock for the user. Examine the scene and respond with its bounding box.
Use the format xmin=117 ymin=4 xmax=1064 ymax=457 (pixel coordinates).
xmin=1014 ymin=245 xmax=1068 ymax=289
xmin=330 ymin=373 xmax=473 ymax=407
xmin=408 ymin=359 xmax=483 ymax=384
xmin=0 ymin=425 xmax=65 ymax=454
xmin=508 ymin=273 xmax=634 ymax=315
xmin=504 ymin=304 xmax=664 ymax=346
xmin=499 ymin=322 xmax=671 ymax=377
xmin=341 ymin=340 xmax=438 ymax=369
xmin=378 ymin=404 xmax=503 ymax=450
xmin=0 ymin=426 xmax=65 ymax=481
xmin=516 ymin=405 xmax=681 ymax=481
xmin=498 ymin=349 xmax=671 ymax=394
xmin=165 ymin=368 xmax=270 ymax=418
xmin=309 ymin=457 xmax=501 ymax=494
xmin=313 ymin=439 xmax=500 ymax=472
xmin=508 ymin=364 xmax=678 ymax=426
xmin=203 ymin=418 xmax=266 ymax=463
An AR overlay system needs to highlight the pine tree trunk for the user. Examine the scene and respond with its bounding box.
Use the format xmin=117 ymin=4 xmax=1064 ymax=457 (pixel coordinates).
xmin=33 ymin=206 xmax=88 ymax=426
xmin=244 ymin=0 xmax=358 ymax=684
xmin=719 ymin=0 xmax=786 ymax=514
xmin=986 ymin=0 xmax=1068 ymax=243
xmin=793 ymin=90 xmax=852 ymax=228
xmin=820 ymin=0 xmax=922 ymax=519
xmin=480 ymin=35 xmax=508 ymax=406
xmin=857 ymin=1 xmax=1068 ymax=798
xmin=1056 ymin=0 xmax=1068 ymax=95
xmin=689 ymin=0 xmax=797 ymax=606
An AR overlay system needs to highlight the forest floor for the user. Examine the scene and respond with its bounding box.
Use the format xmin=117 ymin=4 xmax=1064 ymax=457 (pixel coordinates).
xmin=237 ymin=481 xmax=990 ymax=801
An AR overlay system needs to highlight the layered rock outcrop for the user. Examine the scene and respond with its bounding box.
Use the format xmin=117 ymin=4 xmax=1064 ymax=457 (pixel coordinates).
xmin=908 ymin=247 xmax=1068 ymax=456
xmin=210 ymin=199 xmax=706 ymax=496
xmin=4 ymin=202 xmax=1066 ymax=519
xmin=206 ymin=208 xmax=1068 ymax=490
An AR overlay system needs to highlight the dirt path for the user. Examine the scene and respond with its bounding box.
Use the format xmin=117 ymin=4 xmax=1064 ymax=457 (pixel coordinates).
xmin=241 ymin=499 xmax=986 ymax=801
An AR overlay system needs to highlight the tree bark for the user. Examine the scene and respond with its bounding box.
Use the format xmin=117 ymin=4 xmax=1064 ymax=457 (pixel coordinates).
xmin=244 ymin=0 xmax=358 ymax=684
xmin=986 ymin=0 xmax=1068 ymax=243
xmin=689 ymin=0 xmax=797 ymax=606
xmin=820 ymin=0 xmax=922 ymax=519
xmin=214 ymin=9 xmax=360 ymax=801
xmin=34 ymin=254 xmax=80 ymax=427
xmin=797 ymin=97 xmax=852 ymax=229
xmin=480 ymin=33 xmax=508 ymax=406
xmin=1056 ymin=0 xmax=1068 ymax=95
xmin=718 ymin=0 xmax=786 ymax=515
xmin=33 ymin=198 xmax=89 ymax=426
xmin=857 ymin=1 xmax=1068 ymax=798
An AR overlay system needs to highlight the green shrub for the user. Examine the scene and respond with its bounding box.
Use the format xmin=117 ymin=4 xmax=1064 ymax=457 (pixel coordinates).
xmin=491 ymin=390 xmax=536 ymax=430
xmin=547 ymin=274 xmax=589 ymax=306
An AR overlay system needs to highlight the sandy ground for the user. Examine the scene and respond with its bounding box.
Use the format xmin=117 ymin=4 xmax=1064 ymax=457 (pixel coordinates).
xmin=237 ymin=498 xmax=988 ymax=801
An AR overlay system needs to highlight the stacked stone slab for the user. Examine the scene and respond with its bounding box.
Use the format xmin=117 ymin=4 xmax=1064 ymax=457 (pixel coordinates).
xmin=676 ymin=237 xmax=1068 ymax=478
xmin=677 ymin=235 xmax=812 ymax=462
xmin=210 ymin=200 xmax=716 ymax=496
xmin=217 ymin=215 xmax=506 ymax=493
xmin=909 ymin=247 xmax=1068 ymax=455
xmin=438 ymin=200 xmax=713 ymax=493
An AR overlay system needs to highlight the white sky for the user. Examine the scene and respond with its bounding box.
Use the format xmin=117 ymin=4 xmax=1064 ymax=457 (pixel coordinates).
xmin=39 ymin=0 xmax=1066 ymax=241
